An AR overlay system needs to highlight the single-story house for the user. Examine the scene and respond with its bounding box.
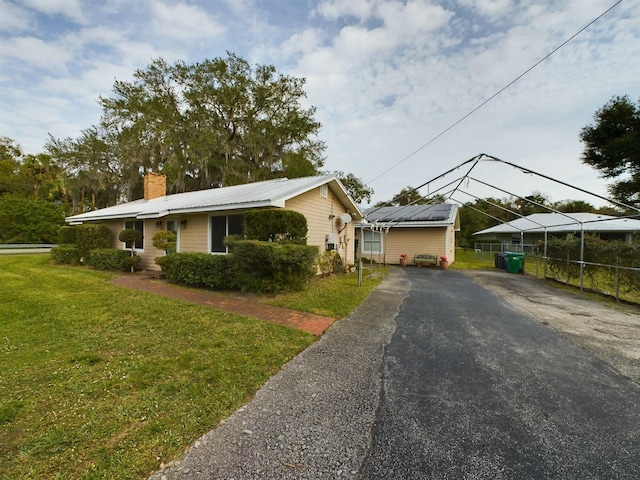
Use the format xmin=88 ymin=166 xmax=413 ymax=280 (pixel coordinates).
xmin=355 ymin=204 xmax=460 ymax=265
xmin=473 ymin=212 xmax=640 ymax=245
xmin=65 ymin=173 xmax=362 ymax=271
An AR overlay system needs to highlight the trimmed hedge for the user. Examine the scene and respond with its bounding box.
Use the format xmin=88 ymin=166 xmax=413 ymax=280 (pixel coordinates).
xmin=76 ymin=224 xmax=111 ymax=259
xmin=156 ymin=253 xmax=237 ymax=290
xmin=231 ymin=240 xmax=318 ymax=293
xmin=244 ymin=209 xmax=308 ymax=244
xmin=50 ymin=244 xmax=81 ymax=265
xmin=57 ymin=226 xmax=77 ymax=245
xmin=157 ymin=242 xmax=318 ymax=293
xmin=86 ymin=249 xmax=134 ymax=271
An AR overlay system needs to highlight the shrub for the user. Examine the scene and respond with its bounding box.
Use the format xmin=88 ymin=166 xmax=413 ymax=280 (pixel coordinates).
xmin=543 ymin=235 xmax=640 ymax=296
xmin=50 ymin=244 xmax=81 ymax=265
xmin=75 ymin=224 xmax=111 ymax=260
xmin=123 ymin=255 xmax=142 ymax=272
xmin=231 ymin=240 xmax=318 ymax=293
xmin=86 ymin=249 xmax=131 ymax=271
xmin=57 ymin=226 xmax=76 ymax=245
xmin=244 ymin=209 xmax=308 ymax=244
xmin=317 ymin=250 xmax=344 ymax=276
xmin=158 ymin=253 xmax=237 ymax=289
xmin=152 ymin=230 xmax=177 ymax=253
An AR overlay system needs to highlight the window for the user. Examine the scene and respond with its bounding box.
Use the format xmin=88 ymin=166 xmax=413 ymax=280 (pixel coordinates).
xmin=210 ymin=215 xmax=243 ymax=253
xmin=361 ymin=229 xmax=382 ymax=255
xmin=124 ymin=220 xmax=144 ymax=250
xmin=320 ymin=184 xmax=328 ymax=198
xmin=166 ymin=219 xmax=177 ymax=234
xmin=165 ymin=220 xmax=178 ymax=253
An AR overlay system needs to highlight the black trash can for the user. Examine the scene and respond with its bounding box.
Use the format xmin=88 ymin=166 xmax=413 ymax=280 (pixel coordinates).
xmin=494 ymin=252 xmax=507 ymax=270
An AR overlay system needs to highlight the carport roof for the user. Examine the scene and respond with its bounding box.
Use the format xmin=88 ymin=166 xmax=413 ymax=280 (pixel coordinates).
xmin=474 ymin=212 xmax=640 ymax=235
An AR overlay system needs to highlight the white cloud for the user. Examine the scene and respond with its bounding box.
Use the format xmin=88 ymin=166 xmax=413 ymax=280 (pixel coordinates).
xmin=377 ymin=0 xmax=452 ymax=37
xmin=150 ymin=2 xmax=225 ymax=41
xmin=0 ymin=0 xmax=33 ymax=33
xmin=314 ymin=0 xmax=377 ymax=22
xmin=457 ymin=0 xmax=513 ymax=19
xmin=0 ymin=36 xmax=72 ymax=71
xmin=20 ymin=0 xmax=88 ymax=24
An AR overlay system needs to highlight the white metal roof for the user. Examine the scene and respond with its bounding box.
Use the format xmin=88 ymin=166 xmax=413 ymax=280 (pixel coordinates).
xmin=66 ymin=175 xmax=362 ymax=223
xmin=474 ymin=212 xmax=640 ymax=236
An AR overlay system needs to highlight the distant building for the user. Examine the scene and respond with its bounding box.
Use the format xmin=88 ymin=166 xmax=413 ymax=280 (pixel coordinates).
xmin=473 ymin=212 xmax=640 ymax=245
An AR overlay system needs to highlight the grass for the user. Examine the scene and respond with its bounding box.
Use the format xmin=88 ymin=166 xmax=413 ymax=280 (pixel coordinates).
xmin=0 ymin=255 xmax=323 ymax=479
xmin=262 ymin=266 xmax=389 ymax=318
xmin=450 ymin=248 xmax=495 ymax=270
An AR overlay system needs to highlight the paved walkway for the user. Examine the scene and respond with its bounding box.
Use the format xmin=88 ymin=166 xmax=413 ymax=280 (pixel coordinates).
xmin=109 ymin=274 xmax=335 ymax=336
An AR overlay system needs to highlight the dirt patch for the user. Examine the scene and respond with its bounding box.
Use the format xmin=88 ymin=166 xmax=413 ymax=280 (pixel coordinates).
xmin=463 ymin=270 xmax=640 ymax=385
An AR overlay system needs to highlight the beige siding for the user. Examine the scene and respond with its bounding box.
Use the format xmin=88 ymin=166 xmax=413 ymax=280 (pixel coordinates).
xmin=285 ymin=187 xmax=357 ymax=266
xmin=177 ymin=214 xmax=209 ymax=253
xmin=105 ymin=219 xmax=165 ymax=271
xmin=100 ymin=215 xmax=209 ymax=271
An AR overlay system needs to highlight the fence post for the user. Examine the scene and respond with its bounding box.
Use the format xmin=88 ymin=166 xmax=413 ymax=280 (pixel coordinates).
xmin=566 ymin=251 xmax=570 ymax=285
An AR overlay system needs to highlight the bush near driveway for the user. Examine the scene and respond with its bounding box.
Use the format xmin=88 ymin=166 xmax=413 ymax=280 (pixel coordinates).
xmin=231 ymin=240 xmax=318 ymax=293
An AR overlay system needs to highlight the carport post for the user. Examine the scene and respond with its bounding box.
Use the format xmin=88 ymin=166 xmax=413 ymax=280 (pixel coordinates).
xmin=579 ymin=223 xmax=585 ymax=295
xmin=543 ymin=228 xmax=548 ymax=281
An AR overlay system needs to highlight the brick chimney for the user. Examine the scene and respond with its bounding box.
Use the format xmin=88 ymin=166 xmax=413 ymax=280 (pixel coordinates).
xmin=144 ymin=173 xmax=166 ymax=200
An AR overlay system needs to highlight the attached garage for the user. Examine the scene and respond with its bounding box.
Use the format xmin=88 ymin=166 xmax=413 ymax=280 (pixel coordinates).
xmin=356 ymin=204 xmax=460 ymax=265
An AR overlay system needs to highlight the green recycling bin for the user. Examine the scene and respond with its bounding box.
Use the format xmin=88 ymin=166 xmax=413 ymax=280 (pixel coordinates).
xmin=505 ymin=252 xmax=525 ymax=274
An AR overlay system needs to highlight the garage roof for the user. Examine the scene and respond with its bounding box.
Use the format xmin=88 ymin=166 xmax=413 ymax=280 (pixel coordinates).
xmin=362 ymin=204 xmax=459 ymax=227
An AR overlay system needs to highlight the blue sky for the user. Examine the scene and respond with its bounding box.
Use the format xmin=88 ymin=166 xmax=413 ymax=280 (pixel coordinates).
xmin=1 ymin=0 xmax=639 ymax=207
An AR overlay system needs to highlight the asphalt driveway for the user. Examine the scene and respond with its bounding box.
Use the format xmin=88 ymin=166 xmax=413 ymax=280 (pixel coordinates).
xmin=359 ymin=267 xmax=640 ymax=479
xmin=150 ymin=267 xmax=640 ymax=479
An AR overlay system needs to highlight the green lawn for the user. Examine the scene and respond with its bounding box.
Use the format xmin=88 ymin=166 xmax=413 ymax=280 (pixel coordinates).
xmin=0 ymin=256 xmax=326 ymax=479
xmin=263 ymin=267 xmax=388 ymax=318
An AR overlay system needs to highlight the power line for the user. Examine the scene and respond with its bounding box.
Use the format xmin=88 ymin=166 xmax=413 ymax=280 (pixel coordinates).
xmin=365 ymin=1 xmax=622 ymax=186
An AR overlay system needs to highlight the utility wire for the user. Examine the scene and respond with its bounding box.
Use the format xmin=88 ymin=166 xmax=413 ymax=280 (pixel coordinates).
xmin=365 ymin=0 xmax=622 ymax=186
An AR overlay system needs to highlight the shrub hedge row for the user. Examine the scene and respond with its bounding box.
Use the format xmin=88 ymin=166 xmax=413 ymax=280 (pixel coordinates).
xmin=52 ymin=223 xmax=142 ymax=272
xmin=87 ymin=249 xmax=140 ymax=271
xmin=156 ymin=253 xmax=236 ymax=289
xmin=540 ymin=235 xmax=640 ymax=295
xmin=158 ymin=241 xmax=318 ymax=293
xmin=231 ymin=240 xmax=318 ymax=292
xmin=76 ymin=224 xmax=111 ymax=259
xmin=50 ymin=244 xmax=81 ymax=265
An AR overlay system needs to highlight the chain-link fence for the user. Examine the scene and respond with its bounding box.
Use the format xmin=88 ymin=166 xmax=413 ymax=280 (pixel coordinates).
xmin=473 ymin=243 xmax=640 ymax=304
